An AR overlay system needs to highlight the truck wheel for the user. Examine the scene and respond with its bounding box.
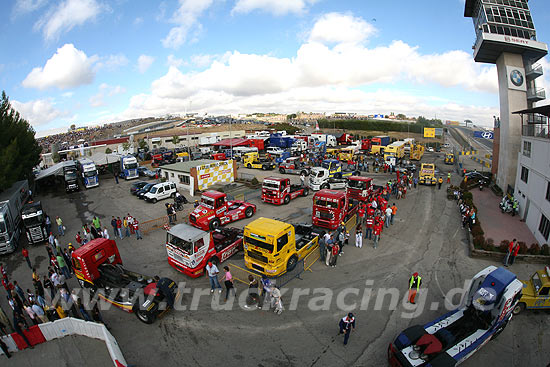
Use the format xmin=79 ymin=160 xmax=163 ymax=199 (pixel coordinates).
xmin=283 ymin=195 xmax=290 ymax=205
xmin=247 ymin=164 xmax=252 ymax=169
xmin=512 ymin=302 xmax=526 ymax=315
xmin=353 ymin=171 xmax=360 ymax=176
xmin=300 ymin=170 xmax=308 ymax=176
xmin=286 ymin=255 xmax=298 ymax=272
xmin=210 ymin=218 xmax=221 ymax=230
xmin=262 ymin=165 xmax=267 ymax=171
xmin=245 ymin=207 xmax=254 ymax=218
xmin=279 ymin=167 xmax=286 ymax=174
xmin=302 ymin=188 xmax=309 ymax=197
xmin=134 ymin=308 xmax=156 ymax=324
xmin=321 ymin=183 xmax=329 ymax=190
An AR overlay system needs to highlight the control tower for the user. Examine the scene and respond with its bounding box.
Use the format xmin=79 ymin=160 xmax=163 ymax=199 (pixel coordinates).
xmin=464 ymin=0 xmax=547 ymax=193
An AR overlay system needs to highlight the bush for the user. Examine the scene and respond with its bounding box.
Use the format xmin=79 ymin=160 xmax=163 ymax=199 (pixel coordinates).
xmin=518 ymin=241 xmax=528 ymax=255
xmin=473 ymin=235 xmax=485 ymax=249
xmin=250 ymin=177 xmax=259 ymax=186
xmin=541 ymin=244 xmax=550 ymax=256
xmin=482 ymin=240 xmax=494 ymax=252
xmin=471 ymin=223 xmax=484 ymax=237
xmin=499 ymin=240 xmax=509 ymax=253
xmin=528 ymin=243 xmax=541 ymax=255
xmin=463 ymin=191 xmax=473 ymax=201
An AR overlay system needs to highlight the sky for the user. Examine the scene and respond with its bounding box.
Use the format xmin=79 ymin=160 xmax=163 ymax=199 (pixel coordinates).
xmin=2 ymin=0 xmax=550 ymax=137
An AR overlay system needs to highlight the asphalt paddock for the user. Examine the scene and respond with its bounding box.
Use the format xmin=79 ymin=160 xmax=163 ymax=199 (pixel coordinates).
xmin=1 ymin=152 xmax=548 ymax=367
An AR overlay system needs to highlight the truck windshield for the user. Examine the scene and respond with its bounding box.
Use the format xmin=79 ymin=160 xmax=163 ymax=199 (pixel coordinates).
xmin=23 ymin=214 xmax=44 ymax=227
xmin=321 ymin=162 xmax=331 ymax=169
xmin=84 ymin=170 xmax=97 ymax=177
xmin=532 ymin=273 xmax=542 ymax=293
xmin=314 ymin=198 xmax=339 ymax=209
xmin=201 ymin=196 xmax=215 ymax=208
xmin=348 ymin=180 xmax=367 ymax=189
xmin=244 ymin=235 xmax=273 ymax=252
xmin=167 ymin=233 xmax=193 ymax=254
xmin=263 ymin=182 xmax=279 ymax=190
xmin=126 ymin=163 xmax=138 ymax=169
xmin=65 ymin=171 xmax=77 ymax=180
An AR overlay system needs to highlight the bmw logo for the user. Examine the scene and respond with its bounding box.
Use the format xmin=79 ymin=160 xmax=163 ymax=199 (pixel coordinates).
xmin=510 ymin=70 xmax=524 ymax=87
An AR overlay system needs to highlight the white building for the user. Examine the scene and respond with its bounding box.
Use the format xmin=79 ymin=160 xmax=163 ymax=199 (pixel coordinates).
xmin=513 ymin=105 xmax=550 ymax=245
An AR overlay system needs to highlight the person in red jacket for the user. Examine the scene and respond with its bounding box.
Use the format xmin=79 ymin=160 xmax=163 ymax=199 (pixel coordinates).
xmin=358 ymin=205 xmax=365 ymax=226
xmin=330 ymin=243 xmax=339 ymax=267
xmin=364 ymin=216 xmax=373 ymax=240
xmin=22 ymin=248 xmax=32 ymax=269
xmin=503 ymin=239 xmax=516 ymax=267
xmin=372 ymin=221 xmax=382 ymax=249
xmin=509 ymin=241 xmax=520 ymax=266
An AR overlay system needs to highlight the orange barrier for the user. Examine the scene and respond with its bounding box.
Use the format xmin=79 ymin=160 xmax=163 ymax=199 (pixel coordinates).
xmin=225 ymin=263 xmax=262 ymax=285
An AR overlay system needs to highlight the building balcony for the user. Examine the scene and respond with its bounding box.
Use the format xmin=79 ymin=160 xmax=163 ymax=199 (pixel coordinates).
xmin=522 ymin=114 xmax=549 ymax=140
xmin=527 ymin=87 xmax=546 ymax=102
xmin=526 ymin=63 xmax=543 ymax=80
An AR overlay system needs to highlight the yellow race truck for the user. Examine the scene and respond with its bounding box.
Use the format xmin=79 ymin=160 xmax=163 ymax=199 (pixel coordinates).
xmin=243 ymin=217 xmax=322 ymax=276
xmin=243 ymin=152 xmax=276 ymax=171
xmin=419 ymin=163 xmax=437 ymax=185
xmin=409 ymin=144 xmax=425 ymax=161
xmin=513 ymin=266 xmax=550 ymax=314
xmin=444 ymin=153 xmax=455 ymax=165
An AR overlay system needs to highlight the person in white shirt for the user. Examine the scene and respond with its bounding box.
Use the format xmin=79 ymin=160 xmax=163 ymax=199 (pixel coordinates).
xmin=385 ymin=207 xmax=393 ymax=228
xmin=102 ymin=227 xmax=110 ymax=239
xmin=205 ymin=262 xmax=222 ymax=293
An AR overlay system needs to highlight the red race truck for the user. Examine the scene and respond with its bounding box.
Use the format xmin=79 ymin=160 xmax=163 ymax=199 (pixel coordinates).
xmin=262 ymin=177 xmax=309 ymax=205
xmin=346 ymin=176 xmax=382 ymax=202
xmin=165 ymin=223 xmax=243 ymax=278
xmin=360 ymin=138 xmax=372 ymax=153
xmin=189 ymin=190 xmax=256 ymax=230
xmin=71 ymin=238 xmax=179 ymax=324
xmin=312 ymin=189 xmax=359 ymax=230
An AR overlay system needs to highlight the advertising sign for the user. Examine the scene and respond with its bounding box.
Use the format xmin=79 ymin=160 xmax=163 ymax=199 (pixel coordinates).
xmin=473 ymin=131 xmax=494 ymax=139
xmin=506 ymin=66 xmax=527 ymax=91
xmin=424 ymin=128 xmax=435 ymax=138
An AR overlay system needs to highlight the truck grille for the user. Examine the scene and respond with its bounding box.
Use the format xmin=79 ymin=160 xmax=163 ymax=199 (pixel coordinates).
xmin=29 ymin=226 xmax=44 ymax=241
xmin=88 ymin=177 xmax=97 ymax=185
xmin=247 ymin=249 xmax=268 ymax=264
xmin=319 ymin=210 xmax=334 ymax=219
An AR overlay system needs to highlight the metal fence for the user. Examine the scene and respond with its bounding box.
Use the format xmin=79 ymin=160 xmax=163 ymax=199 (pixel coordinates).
xmin=227 ymin=260 xmax=306 ymax=288
xmin=226 ymin=263 xmax=262 ymax=286
xmin=304 ymin=245 xmax=320 ymax=271
xmin=141 ymin=212 xmax=189 ymax=234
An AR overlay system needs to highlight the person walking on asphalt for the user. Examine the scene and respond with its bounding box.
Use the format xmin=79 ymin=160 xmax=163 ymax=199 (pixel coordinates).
xmin=408 ymin=272 xmax=422 ymax=304
xmin=22 ymin=247 xmax=32 ymax=269
xmin=438 ymin=177 xmax=443 ymax=189
xmin=365 ymin=216 xmax=373 ymax=240
xmin=330 ymin=242 xmax=339 ymax=267
xmin=13 ymin=312 xmax=33 ymax=349
xmin=372 ymin=221 xmax=381 ymax=249
xmin=390 ymin=203 xmax=397 ymax=225
xmin=206 ymin=261 xmax=222 ymax=293
xmin=509 ymin=241 xmax=520 ymax=266
xmin=355 ymin=225 xmax=363 ymax=248
xmin=385 ymin=206 xmax=392 ymax=228
xmin=447 ymin=172 xmax=451 ymax=184
xmin=339 ymin=313 xmax=356 ymax=345
xmin=56 ymin=216 xmax=64 ymax=236
xmin=503 ymin=239 xmax=516 ymax=266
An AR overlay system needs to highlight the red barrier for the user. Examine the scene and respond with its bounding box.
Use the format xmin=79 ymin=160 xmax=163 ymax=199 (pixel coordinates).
xmin=11 ymin=325 xmax=46 ymax=350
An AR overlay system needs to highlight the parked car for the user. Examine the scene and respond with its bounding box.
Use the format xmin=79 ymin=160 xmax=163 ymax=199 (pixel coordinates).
xmin=427 ymin=146 xmax=434 ymax=152
xmin=138 ymin=166 xmax=157 ymax=178
xmin=130 ymin=181 xmax=149 ymax=195
xmin=144 ymin=182 xmax=178 ymax=203
xmin=136 ymin=183 xmax=155 ymax=199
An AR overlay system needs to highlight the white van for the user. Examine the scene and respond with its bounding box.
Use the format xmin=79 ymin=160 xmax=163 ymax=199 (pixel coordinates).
xmin=144 ymin=182 xmax=177 ymax=203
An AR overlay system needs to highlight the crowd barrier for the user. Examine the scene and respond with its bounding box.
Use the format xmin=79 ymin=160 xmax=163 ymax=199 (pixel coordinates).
xmin=227 ymin=263 xmax=262 ymax=285
xmin=303 ymin=246 xmax=320 ymax=271
xmin=141 ymin=212 xmax=189 ymax=234
xmin=0 ymin=317 xmax=128 ymax=367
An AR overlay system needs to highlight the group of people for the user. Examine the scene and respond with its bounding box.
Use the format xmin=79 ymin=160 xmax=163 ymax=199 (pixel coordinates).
xmin=73 ymin=214 xmax=143 ymax=243
xmin=453 ymin=190 xmax=478 ymax=231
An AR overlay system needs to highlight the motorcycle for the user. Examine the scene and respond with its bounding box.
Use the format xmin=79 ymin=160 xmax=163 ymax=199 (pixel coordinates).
xmin=173 ymin=195 xmax=188 ymax=211
xmin=499 ymin=196 xmax=513 ymax=214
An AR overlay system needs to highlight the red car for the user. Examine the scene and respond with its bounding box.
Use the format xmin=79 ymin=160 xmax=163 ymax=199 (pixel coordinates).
xmin=189 ymin=190 xmax=256 ymax=230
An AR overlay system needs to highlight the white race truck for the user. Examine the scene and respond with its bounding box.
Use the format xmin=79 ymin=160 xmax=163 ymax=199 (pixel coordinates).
xmin=308 ymin=167 xmax=347 ymax=191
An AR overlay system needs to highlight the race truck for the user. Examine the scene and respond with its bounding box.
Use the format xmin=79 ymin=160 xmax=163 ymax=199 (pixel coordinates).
xmin=388 ymin=266 xmax=522 ymax=367
xmin=77 ymin=158 xmax=99 ymax=188
xmin=243 ymin=152 xmax=276 ymax=171
xmin=312 ymin=189 xmax=359 ymax=230
xmin=71 ymin=238 xmax=180 ymax=324
xmin=278 ymin=157 xmax=311 ymax=176
xmin=346 ymin=176 xmax=382 ymax=202
xmin=262 ymin=177 xmax=309 ymax=205
xmin=243 ymin=217 xmax=322 ymax=276
xmin=419 ymin=163 xmax=437 ymax=185
xmin=63 ymin=161 xmax=79 ymax=192
xmin=189 ymin=190 xmax=256 ymax=231
xmin=321 ymin=159 xmax=360 ymax=179
xmin=120 ymin=155 xmax=139 ymax=180
xmin=513 ymin=266 xmax=550 ymax=314
xmin=309 ymin=167 xmax=347 ymax=191
xmin=21 ymin=201 xmax=48 ymax=244
xmin=444 ymin=153 xmax=455 ymax=165
xmin=165 ymin=223 xmax=243 ymax=278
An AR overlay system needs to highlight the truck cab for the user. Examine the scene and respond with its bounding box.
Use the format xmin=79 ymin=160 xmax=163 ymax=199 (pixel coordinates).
xmin=189 ymin=190 xmax=256 ymax=231
xmin=514 ymin=266 xmax=550 ymax=314
xmin=278 ymin=157 xmax=310 ymax=176
xmin=77 ymin=158 xmax=99 ymax=188
xmin=71 ymin=238 xmax=179 ymax=324
xmin=266 ymin=147 xmax=284 ymax=156
xmin=321 ymin=159 xmax=358 ymax=179
xmin=419 ymin=163 xmax=437 ymax=185
xmin=309 ymin=167 xmax=348 ymax=191
xmin=120 ymin=155 xmax=139 ymax=180
xmin=243 ymin=152 xmax=275 ymax=170
xmin=243 ymin=218 xmax=321 ymax=276
xmin=410 ymin=145 xmax=425 ymax=161
xmin=346 ymin=176 xmax=380 ymax=202
xmin=0 ymin=180 xmax=28 ymax=254
xmin=262 ymin=177 xmax=309 ymax=205
xmin=312 ymin=190 xmax=357 ymax=230
xmin=165 ymin=223 xmax=243 ymax=278
xmin=444 ymin=153 xmax=455 ymax=165
xmin=63 ymin=161 xmax=79 ymax=192
xmin=21 ymin=201 xmax=48 ymax=244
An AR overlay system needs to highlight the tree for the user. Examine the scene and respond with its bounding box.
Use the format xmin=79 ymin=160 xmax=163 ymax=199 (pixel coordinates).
xmin=172 ymin=135 xmax=180 ymax=145
xmin=287 ymin=114 xmax=297 ymax=121
xmin=0 ymin=91 xmax=42 ymax=191
xmin=105 ymin=148 xmax=113 ymax=154
xmin=138 ymin=138 xmax=148 ymax=151
xmin=396 ymin=114 xmax=406 ymax=120
xmin=122 ymin=142 xmax=130 ymax=152
xmin=70 ymin=124 xmax=76 ymax=131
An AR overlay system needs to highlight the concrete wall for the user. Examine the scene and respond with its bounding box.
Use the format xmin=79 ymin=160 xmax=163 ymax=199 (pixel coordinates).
xmin=496 ymin=53 xmax=528 ymax=193
xmin=515 ymin=136 xmax=550 ymax=245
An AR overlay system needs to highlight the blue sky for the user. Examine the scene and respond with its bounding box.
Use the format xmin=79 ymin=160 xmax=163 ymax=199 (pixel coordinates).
xmin=1 ymin=0 xmax=549 ymax=137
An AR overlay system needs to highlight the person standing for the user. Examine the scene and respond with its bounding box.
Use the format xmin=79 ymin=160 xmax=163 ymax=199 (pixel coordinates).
xmin=43 ymin=275 xmax=55 ymax=301
xmin=205 ymin=262 xmax=222 ymax=293
xmin=56 ymin=253 xmax=71 ymax=279
xmin=325 ymin=235 xmax=334 ymax=266
xmin=102 ymin=227 xmax=110 ymax=239
xmin=509 ymin=241 xmax=520 ymax=266
xmin=503 ymin=239 xmax=516 ymax=267
xmin=13 ymin=313 xmax=33 ymax=349
xmin=300 ymin=173 xmax=306 ymax=188
xmin=408 ymin=272 xmax=422 ymax=304
xmin=385 ymin=206 xmax=392 ymax=228
xmin=330 ymin=242 xmax=339 ymax=267
xmin=45 ymin=215 xmax=52 ymax=236
xmin=338 ymin=313 xmax=356 ymax=345
xmin=123 ymin=216 xmax=131 ymax=238
xmin=116 ymin=217 xmax=123 ymax=239
xmin=110 ymin=216 xmax=117 ymax=237
xmin=438 ymin=177 xmax=443 ymax=189
xmin=221 ymin=266 xmax=236 ymax=301
xmin=319 ymin=234 xmax=326 ymax=263
xmin=56 ymin=216 xmax=64 ymax=236
xmin=114 ymin=171 xmax=119 ymax=184
xmin=133 ymin=219 xmax=143 ymax=240
xmin=355 ymin=225 xmax=363 ymax=249
xmin=92 ymin=216 xmax=101 ymax=234
xmin=447 ymin=172 xmax=451 ymax=184
xmin=372 ymin=220 xmax=382 ymax=249
xmin=22 ymin=247 xmax=32 ymax=269
xmin=390 ymin=203 xmax=397 ymax=225
xmin=259 ymin=276 xmax=273 ymax=310
xmin=75 ymin=232 xmax=82 ymax=246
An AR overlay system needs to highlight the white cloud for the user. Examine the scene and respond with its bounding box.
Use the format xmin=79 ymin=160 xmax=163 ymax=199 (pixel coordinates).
xmin=12 ymin=0 xmax=47 ymax=16
xmin=22 ymin=44 xmax=96 ymax=90
xmin=133 ymin=17 xmax=143 ymax=25
xmin=95 ymin=54 xmax=129 ymax=71
xmin=161 ymin=0 xmax=213 ymax=49
xmin=34 ymin=0 xmax=103 ymax=41
xmin=167 ymin=54 xmax=185 ymax=68
xmin=61 ymin=92 xmax=74 ymax=98
xmin=309 ymin=13 xmax=376 ymax=45
xmin=12 ymin=98 xmax=69 ymax=127
xmin=232 ymin=0 xmax=317 ymax=16
xmin=137 ymin=55 xmax=155 ymax=73
xmin=120 ymin=12 xmax=499 ymax=126
xmin=89 ymin=83 xmax=126 ymax=107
